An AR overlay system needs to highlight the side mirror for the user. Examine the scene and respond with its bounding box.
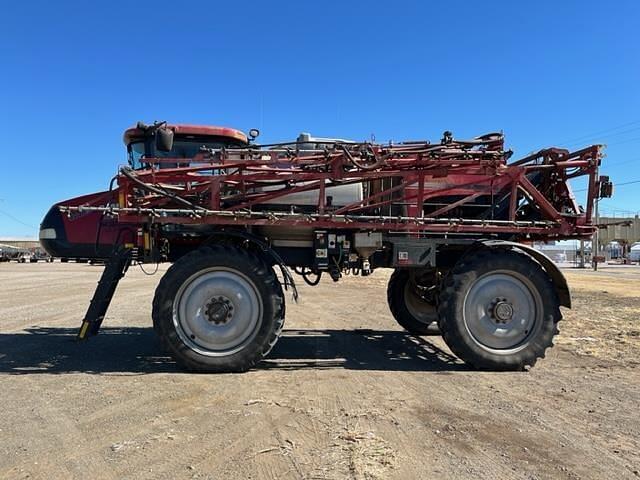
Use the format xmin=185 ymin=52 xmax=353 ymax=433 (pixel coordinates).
xmin=155 ymin=127 xmax=174 ymax=152
xmin=248 ymin=128 xmax=260 ymax=142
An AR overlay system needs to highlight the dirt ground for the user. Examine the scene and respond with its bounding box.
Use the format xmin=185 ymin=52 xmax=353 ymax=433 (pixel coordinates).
xmin=0 ymin=262 xmax=638 ymax=480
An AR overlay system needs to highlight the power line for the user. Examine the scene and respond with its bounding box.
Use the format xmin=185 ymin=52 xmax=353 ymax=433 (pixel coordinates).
xmin=606 ymin=136 xmax=640 ymax=147
xmin=556 ymin=119 xmax=640 ymax=146
xmin=573 ymin=178 xmax=640 ymax=193
xmin=562 ymin=126 xmax=640 ymax=148
xmin=604 ymin=156 xmax=640 ymax=167
xmin=616 ymin=179 xmax=640 ymax=187
xmin=0 ymin=209 xmax=36 ymax=229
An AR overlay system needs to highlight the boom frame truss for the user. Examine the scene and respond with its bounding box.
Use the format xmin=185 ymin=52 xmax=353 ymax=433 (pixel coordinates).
xmin=61 ymin=133 xmax=605 ymax=241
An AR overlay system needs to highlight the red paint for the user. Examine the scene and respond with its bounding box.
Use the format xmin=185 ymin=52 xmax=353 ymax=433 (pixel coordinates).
xmin=51 ymin=129 xmax=606 ymax=257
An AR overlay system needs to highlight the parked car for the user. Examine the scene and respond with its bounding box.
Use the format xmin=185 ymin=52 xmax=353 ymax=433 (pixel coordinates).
xmin=30 ymin=250 xmax=53 ymax=262
xmin=14 ymin=253 xmax=32 ymax=263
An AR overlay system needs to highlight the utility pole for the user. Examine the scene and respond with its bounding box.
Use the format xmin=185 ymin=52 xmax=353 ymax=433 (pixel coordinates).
xmin=593 ymin=198 xmax=599 ymax=271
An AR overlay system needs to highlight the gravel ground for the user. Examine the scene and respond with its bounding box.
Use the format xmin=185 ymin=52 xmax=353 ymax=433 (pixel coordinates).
xmin=0 ymin=262 xmax=638 ymax=479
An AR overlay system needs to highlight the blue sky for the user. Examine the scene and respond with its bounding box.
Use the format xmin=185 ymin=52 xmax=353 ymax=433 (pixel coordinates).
xmin=1 ymin=1 xmax=639 ymax=236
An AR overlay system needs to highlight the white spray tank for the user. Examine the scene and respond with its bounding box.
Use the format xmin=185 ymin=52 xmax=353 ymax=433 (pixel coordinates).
xmin=267 ymin=132 xmax=363 ymax=208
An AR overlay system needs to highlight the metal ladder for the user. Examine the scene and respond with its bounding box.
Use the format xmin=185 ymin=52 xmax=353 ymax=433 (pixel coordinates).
xmin=77 ymin=247 xmax=132 ymax=340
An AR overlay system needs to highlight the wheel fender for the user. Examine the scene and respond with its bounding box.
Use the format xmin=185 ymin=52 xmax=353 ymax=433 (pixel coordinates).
xmin=476 ymin=240 xmax=571 ymax=308
xmin=204 ymin=230 xmax=298 ymax=302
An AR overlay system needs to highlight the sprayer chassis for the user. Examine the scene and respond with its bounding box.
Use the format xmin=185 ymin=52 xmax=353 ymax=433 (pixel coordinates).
xmin=50 ymin=128 xmax=610 ymax=372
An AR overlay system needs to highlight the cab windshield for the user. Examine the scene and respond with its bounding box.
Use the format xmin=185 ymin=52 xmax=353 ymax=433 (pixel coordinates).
xmin=128 ymin=136 xmax=247 ymax=169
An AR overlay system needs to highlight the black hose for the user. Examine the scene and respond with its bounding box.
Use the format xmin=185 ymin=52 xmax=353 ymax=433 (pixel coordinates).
xmin=119 ymin=167 xmax=208 ymax=212
xmin=302 ymin=269 xmax=322 ymax=286
xmin=339 ymin=144 xmax=384 ymax=171
xmin=294 ymin=266 xmax=322 ymax=286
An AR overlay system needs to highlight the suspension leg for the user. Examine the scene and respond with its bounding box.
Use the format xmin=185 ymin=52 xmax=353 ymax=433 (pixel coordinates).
xmin=77 ymin=247 xmax=132 ymax=340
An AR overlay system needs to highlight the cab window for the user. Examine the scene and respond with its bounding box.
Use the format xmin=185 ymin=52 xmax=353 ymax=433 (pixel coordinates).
xmin=127 ymin=136 xmax=246 ymax=169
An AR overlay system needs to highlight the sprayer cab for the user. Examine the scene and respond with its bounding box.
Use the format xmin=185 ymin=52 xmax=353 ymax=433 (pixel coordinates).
xmin=123 ymin=122 xmax=249 ymax=169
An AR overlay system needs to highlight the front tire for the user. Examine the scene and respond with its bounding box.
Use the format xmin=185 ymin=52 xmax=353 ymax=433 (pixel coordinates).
xmin=438 ymin=249 xmax=561 ymax=370
xmin=152 ymin=245 xmax=285 ymax=372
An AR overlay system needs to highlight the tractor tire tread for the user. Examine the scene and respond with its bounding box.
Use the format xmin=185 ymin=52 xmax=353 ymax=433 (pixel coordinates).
xmin=152 ymin=245 xmax=284 ymax=372
xmin=437 ymin=248 xmax=562 ymax=371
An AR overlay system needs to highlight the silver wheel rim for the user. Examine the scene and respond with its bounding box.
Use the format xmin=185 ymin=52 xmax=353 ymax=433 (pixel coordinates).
xmin=404 ymin=281 xmax=437 ymax=324
xmin=173 ymin=267 xmax=262 ymax=357
xmin=463 ymin=270 xmax=542 ymax=353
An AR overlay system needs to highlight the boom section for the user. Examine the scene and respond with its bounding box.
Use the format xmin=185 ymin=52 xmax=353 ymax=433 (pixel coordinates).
xmin=62 ymin=133 xmax=605 ymax=240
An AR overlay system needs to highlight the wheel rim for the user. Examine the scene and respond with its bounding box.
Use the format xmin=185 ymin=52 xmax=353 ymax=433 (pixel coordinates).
xmin=463 ymin=270 xmax=542 ymax=353
xmin=403 ymin=281 xmax=437 ymax=324
xmin=173 ymin=267 xmax=262 ymax=357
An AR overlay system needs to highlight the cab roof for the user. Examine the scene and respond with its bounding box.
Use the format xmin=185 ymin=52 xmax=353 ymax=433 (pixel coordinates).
xmin=123 ymin=124 xmax=248 ymax=145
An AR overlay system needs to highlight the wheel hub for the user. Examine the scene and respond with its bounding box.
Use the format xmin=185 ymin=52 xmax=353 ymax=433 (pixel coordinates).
xmin=205 ymin=296 xmax=234 ymax=325
xmin=491 ymin=298 xmax=514 ymax=324
xmin=463 ymin=271 xmax=541 ymax=351
xmin=173 ymin=267 xmax=262 ymax=357
xmin=403 ymin=280 xmax=437 ymax=324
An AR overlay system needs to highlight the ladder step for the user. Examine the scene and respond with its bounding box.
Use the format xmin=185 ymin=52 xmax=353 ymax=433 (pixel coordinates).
xmin=77 ymin=248 xmax=132 ymax=340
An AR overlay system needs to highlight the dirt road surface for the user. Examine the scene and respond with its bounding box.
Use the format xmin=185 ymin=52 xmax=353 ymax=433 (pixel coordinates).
xmin=1 ymin=262 xmax=638 ymax=479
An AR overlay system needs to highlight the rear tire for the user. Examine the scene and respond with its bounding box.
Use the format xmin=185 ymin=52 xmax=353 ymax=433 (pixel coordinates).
xmin=387 ymin=269 xmax=437 ymax=335
xmin=152 ymin=245 xmax=285 ymax=372
xmin=438 ymin=249 xmax=561 ymax=370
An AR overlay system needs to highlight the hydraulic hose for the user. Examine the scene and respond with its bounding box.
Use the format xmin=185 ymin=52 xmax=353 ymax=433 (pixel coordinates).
xmin=119 ymin=167 xmax=207 ymax=212
xmin=294 ymin=267 xmax=322 ymax=286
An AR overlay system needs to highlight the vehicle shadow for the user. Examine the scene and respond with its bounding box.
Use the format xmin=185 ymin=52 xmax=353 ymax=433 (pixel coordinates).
xmin=0 ymin=326 xmax=467 ymax=374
